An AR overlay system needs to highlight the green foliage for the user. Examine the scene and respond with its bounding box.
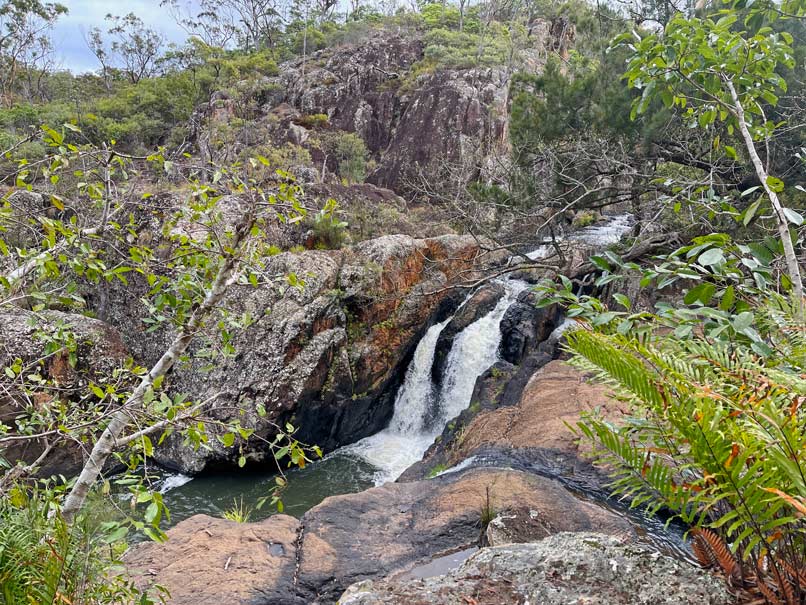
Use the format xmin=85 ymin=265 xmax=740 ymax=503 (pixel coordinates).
xmin=427 ymin=463 xmax=449 ymax=478
xmin=308 ymin=198 xmax=349 ymax=249
xmin=222 ymin=497 xmax=252 ymax=523
xmin=0 ymin=486 xmax=164 ymax=605
xmin=618 ymin=15 xmax=793 ymax=143
xmin=567 ymin=316 xmax=806 ymax=599
xmin=333 ymin=131 xmax=369 ymax=183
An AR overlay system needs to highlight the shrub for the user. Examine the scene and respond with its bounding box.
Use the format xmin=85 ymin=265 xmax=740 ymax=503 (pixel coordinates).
xmin=567 ymin=301 xmax=806 ymax=603
xmin=333 ymin=132 xmax=369 ymax=183
xmin=296 ymin=113 xmax=330 ymax=129
xmin=309 ymin=203 xmax=349 ymax=249
xmin=572 ymin=210 xmax=597 ymax=228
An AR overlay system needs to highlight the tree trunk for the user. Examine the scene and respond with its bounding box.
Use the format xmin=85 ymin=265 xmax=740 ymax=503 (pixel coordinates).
xmin=726 ymin=79 xmax=804 ymax=307
xmin=61 ymin=210 xmax=255 ymax=522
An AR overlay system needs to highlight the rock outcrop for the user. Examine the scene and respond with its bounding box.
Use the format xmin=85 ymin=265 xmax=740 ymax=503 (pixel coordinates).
xmin=0 ymin=307 xmax=130 ymax=477
xmin=148 ymin=233 xmax=499 ymax=473
xmin=339 ymin=533 xmax=733 ymax=605
xmin=237 ymin=22 xmax=575 ymax=194
xmin=124 ymin=514 xmax=303 ymax=605
xmin=125 ymin=468 xmax=633 ymax=605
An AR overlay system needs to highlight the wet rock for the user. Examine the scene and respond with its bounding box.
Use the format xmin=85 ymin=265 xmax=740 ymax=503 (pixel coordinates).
xmin=499 ymin=290 xmax=560 ymax=364
xmin=294 ymin=467 xmax=633 ymax=603
xmin=431 ymin=283 xmax=505 ymax=386
xmin=124 ymin=514 xmax=304 ymax=605
xmin=338 ymin=533 xmax=732 ymax=605
xmin=401 ymin=360 xmax=618 ymax=482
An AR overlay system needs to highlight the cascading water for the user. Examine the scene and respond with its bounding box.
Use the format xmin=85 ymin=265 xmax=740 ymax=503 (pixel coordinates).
xmin=155 ymin=215 xmax=636 ymax=524
xmin=343 ymin=282 xmax=526 ymax=484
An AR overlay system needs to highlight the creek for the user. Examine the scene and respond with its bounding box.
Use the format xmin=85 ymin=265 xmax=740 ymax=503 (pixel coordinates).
xmin=146 ymin=215 xmax=691 ymax=563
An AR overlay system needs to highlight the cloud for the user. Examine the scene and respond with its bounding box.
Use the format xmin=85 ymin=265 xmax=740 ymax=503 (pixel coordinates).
xmin=51 ymin=0 xmax=190 ymax=73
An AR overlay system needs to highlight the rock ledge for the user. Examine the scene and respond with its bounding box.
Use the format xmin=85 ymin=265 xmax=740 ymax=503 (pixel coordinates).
xmin=339 ymin=532 xmax=733 ymax=605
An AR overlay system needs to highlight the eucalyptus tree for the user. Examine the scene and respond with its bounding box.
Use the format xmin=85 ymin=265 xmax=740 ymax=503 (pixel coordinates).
xmin=0 ymin=0 xmax=67 ymax=103
xmin=618 ymin=13 xmax=804 ymax=305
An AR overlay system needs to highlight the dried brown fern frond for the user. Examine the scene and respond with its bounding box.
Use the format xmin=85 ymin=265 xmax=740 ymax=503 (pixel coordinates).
xmin=777 ymin=557 xmax=806 ymax=586
xmin=756 ymin=577 xmax=785 ymax=605
xmin=691 ymin=528 xmax=740 ymax=578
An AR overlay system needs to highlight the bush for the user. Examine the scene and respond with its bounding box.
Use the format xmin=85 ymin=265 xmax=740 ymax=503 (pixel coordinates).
xmin=308 ymin=200 xmax=349 ymax=249
xmin=566 ymin=298 xmax=806 ymax=603
xmin=333 ymin=132 xmax=369 ymax=183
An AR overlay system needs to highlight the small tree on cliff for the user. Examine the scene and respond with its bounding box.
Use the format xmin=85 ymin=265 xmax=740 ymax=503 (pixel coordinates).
xmin=616 ymin=14 xmax=804 ymax=306
xmin=0 ymin=126 xmax=318 ymax=532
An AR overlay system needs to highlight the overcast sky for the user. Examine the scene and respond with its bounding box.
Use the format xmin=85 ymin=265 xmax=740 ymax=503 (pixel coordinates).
xmin=51 ymin=0 xmax=192 ymax=73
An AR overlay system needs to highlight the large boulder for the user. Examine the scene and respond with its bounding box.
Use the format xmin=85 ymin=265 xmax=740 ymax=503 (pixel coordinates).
xmin=124 ymin=514 xmax=303 ymax=605
xmin=498 ymin=290 xmax=560 ymax=364
xmin=339 ymin=533 xmax=732 ymax=605
xmin=294 ymin=467 xmax=633 ymax=603
xmin=124 ymin=470 xmax=634 ymax=605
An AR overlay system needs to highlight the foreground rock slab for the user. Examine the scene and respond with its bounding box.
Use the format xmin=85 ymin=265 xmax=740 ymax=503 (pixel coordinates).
xmin=125 ymin=469 xmax=633 ymax=604
xmin=295 ymin=468 xmax=633 ymax=603
xmin=124 ymin=514 xmax=303 ymax=605
xmin=339 ymin=532 xmax=733 ymax=605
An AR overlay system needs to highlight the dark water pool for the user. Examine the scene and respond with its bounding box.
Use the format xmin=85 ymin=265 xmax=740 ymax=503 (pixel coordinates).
xmin=144 ymin=450 xmax=377 ymax=527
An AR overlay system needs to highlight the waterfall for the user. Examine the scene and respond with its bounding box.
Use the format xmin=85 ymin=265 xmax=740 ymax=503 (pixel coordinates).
xmin=344 ymin=282 xmax=525 ymax=485
xmin=344 ymin=214 xmax=635 ymax=485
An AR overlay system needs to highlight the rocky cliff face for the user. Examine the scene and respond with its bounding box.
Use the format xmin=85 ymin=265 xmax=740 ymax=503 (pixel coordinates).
xmin=214 ymin=22 xmax=574 ymax=196
xmin=144 ymin=233 xmax=503 ymax=472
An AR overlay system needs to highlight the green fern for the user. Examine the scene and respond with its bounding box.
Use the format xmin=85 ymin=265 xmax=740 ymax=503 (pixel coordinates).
xmin=568 ymin=321 xmax=806 ymax=601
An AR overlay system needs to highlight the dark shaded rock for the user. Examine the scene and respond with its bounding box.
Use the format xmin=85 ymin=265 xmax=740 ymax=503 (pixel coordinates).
xmin=339 ymin=533 xmax=732 ymax=605
xmin=431 ymin=283 xmax=505 ymax=386
xmin=499 ymin=290 xmax=560 ymax=364
xmin=0 ymin=308 xmax=130 ymax=477
xmin=295 ymin=467 xmax=634 ymax=604
xmin=124 ymin=514 xmax=304 ymax=605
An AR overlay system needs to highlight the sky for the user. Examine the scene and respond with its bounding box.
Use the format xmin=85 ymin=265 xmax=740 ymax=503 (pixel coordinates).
xmin=51 ymin=0 xmax=192 ymax=73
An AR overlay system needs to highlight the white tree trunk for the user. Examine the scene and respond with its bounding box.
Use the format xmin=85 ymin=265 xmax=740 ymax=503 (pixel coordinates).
xmin=61 ymin=211 xmax=255 ymax=522
xmin=726 ymin=79 xmax=804 ymax=307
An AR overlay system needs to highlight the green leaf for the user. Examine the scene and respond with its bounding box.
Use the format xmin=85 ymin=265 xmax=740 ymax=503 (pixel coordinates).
xmin=144 ymin=502 xmax=160 ymax=524
xmin=782 ymin=208 xmax=804 ymax=226
xmin=613 ymin=294 xmax=632 ymax=310
xmin=743 ymin=198 xmax=762 ymax=226
xmin=719 ymin=286 xmax=735 ymax=311
xmin=765 ymin=176 xmax=785 ymax=193
xmin=698 ymin=248 xmax=725 ymax=266
xmin=219 ymin=433 xmax=235 ymax=447
xmin=732 ymin=311 xmax=754 ymax=331
xmin=238 ymin=455 xmax=247 ymax=468
xmin=684 ymin=282 xmax=716 ymax=305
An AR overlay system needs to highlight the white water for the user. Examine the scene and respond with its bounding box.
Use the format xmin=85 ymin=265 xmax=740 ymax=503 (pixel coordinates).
xmin=346 ymin=214 xmax=634 ymax=484
xmin=527 ymin=214 xmax=635 ymax=260
xmin=344 ymin=282 xmax=526 ymax=484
